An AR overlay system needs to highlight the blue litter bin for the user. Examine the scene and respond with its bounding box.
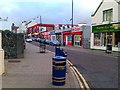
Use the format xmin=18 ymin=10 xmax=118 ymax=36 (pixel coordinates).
xmin=52 ymin=56 xmax=66 ymax=86
xmin=55 ymin=47 xmax=67 ymax=57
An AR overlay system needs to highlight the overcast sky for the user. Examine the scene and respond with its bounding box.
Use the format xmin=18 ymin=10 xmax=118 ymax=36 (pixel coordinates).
xmin=0 ymin=0 xmax=102 ymax=30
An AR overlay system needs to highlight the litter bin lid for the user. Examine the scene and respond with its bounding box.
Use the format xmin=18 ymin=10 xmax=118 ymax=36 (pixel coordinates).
xmin=52 ymin=56 xmax=66 ymax=60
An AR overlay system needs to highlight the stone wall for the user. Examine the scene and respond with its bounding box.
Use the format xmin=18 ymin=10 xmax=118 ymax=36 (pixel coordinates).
xmin=2 ymin=30 xmax=24 ymax=59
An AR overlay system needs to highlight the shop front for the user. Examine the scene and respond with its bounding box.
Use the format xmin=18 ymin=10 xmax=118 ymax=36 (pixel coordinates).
xmin=62 ymin=27 xmax=82 ymax=46
xmin=42 ymin=31 xmax=50 ymax=39
xmin=73 ymin=35 xmax=82 ymax=46
xmin=63 ymin=31 xmax=72 ymax=46
xmin=71 ymin=27 xmax=82 ymax=47
xmin=92 ymin=23 xmax=120 ymax=51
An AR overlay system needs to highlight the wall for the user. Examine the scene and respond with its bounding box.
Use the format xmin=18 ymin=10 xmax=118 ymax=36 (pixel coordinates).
xmin=82 ymin=26 xmax=91 ymax=39
xmin=0 ymin=32 xmax=5 ymax=75
xmin=92 ymin=0 xmax=119 ymax=25
xmin=118 ymin=3 xmax=120 ymax=21
xmin=82 ymin=26 xmax=91 ymax=48
xmin=91 ymin=0 xmax=119 ymax=51
xmin=2 ymin=30 xmax=24 ymax=59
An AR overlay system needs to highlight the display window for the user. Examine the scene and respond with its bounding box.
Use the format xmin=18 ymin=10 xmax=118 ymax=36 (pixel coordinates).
xmin=115 ymin=31 xmax=120 ymax=47
xmin=74 ymin=35 xmax=80 ymax=46
xmin=101 ymin=33 xmax=106 ymax=46
xmin=94 ymin=33 xmax=101 ymax=46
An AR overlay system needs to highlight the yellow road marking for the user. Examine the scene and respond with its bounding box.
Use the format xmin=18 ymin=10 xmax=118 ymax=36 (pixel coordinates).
xmin=73 ymin=66 xmax=90 ymax=90
xmin=70 ymin=66 xmax=84 ymax=90
xmin=67 ymin=60 xmax=90 ymax=90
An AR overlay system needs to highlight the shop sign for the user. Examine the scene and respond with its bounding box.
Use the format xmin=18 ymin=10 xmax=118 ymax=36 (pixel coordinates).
xmin=92 ymin=23 xmax=120 ymax=32
xmin=40 ymin=26 xmax=46 ymax=32
xmin=72 ymin=27 xmax=81 ymax=32
xmin=55 ymin=29 xmax=61 ymax=33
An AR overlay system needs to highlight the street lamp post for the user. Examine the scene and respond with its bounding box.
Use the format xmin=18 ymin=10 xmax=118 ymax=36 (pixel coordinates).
xmin=72 ymin=0 xmax=73 ymax=27
xmin=39 ymin=16 xmax=43 ymax=33
xmin=39 ymin=15 xmax=46 ymax=53
xmin=71 ymin=0 xmax=74 ymax=46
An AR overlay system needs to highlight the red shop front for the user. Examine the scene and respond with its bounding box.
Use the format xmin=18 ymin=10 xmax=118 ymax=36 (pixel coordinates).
xmin=63 ymin=31 xmax=72 ymax=46
xmin=63 ymin=27 xmax=82 ymax=46
xmin=71 ymin=32 xmax=82 ymax=46
xmin=42 ymin=31 xmax=50 ymax=39
xmin=71 ymin=27 xmax=82 ymax=47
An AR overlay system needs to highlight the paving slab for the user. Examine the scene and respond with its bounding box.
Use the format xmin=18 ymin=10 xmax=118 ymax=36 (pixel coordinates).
xmin=2 ymin=43 xmax=80 ymax=89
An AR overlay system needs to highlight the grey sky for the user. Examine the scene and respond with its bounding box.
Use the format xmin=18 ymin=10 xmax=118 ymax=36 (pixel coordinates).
xmin=0 ymin=0 xmax=102 ymax=30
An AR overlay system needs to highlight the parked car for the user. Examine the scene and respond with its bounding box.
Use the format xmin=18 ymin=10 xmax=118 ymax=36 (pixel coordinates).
xmin=36 ymin=38 xmax=41 ymax=42
xmin=45 ymin=39 xmax=50 ymax=44
xmin=26 ymin=38 xmax=32 ymax=42
xmin=40 ymin=38 xmax=46 ymax=43
xmin=31 ymin=37 xmax=36 ymax=41
xmin=50 ymin=40 xmax=61 ymax=46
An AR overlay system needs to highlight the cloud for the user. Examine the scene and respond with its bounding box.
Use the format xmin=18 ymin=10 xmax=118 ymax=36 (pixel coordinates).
xmin=0 ymin=1 xmax=20 ymax=14
xmin=2 ymin=0 xmax=70 ymax=3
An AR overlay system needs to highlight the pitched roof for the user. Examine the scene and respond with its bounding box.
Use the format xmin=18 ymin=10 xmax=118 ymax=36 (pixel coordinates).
xmin=92 ymin=0 xmax=120 ymax=17
xmin=114 ymin=0 xmax=120 ymax=4
xmin=91 ymin=1 xmax=103 ymax=17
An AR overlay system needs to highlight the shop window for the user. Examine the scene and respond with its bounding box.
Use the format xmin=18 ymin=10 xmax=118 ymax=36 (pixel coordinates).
xmin=115 ymin=31 xmax=120 ymax=47
xmin=68 ymin=35 xmax=72 ymax=42
xmin=74 ymin=35 xmax=80 ymax=46
xmin=107 ymin=32 xmax=112 ymax=44
xmin=94 ymin=33 xmax=101 ymax=46
xmin=52 ymin=36 xmax=55 ymax=40
xmin=101 ymin=33 xmax=106 ymax=46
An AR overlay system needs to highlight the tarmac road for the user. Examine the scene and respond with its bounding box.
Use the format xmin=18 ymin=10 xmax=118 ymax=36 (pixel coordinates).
xmin=31 ymin=41 xmax=118 ymax=88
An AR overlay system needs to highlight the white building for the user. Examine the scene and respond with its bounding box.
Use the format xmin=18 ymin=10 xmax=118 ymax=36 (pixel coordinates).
xmin=91 ymin=0 xmax=120 ymax=51
xmin=17 ymin=22 xmax=27 ymax=33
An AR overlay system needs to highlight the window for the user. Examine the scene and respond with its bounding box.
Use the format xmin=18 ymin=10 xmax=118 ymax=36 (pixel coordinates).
xmin=94 ymin=33 xmax=101 ymax=46
xmin=101 ymin=33 xmax=106 ymax=46
xmin=68 ymin=35 xmax=72 ymax=42
xmin=115 ymin=31 xmax=120 ymax=47
xmin=103 ymin=9 xmax=113 ymax=22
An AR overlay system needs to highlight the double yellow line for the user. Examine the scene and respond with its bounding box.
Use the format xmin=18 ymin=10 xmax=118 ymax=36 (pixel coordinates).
xmin=67 ymin=60 xmax=90 ymax=90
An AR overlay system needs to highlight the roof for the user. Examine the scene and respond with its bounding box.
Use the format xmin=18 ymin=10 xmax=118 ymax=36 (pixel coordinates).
xmin=92 ymin=0 xmax=120 ymax=17
xmin=91 ymin=1 xmax=103 ymax=17
xmin=115 ymin=0 xmax=120 ymax=3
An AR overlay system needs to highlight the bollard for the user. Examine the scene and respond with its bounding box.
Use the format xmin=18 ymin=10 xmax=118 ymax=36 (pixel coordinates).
xmin=52 ymin=56 xmax=66 ymax=86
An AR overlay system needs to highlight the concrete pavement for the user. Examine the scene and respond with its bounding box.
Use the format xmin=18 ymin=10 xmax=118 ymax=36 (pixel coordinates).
xmin=2 ymin=43 xmax=80 ymax=88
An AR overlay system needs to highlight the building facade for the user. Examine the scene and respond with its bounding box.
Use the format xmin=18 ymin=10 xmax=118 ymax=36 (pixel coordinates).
xmin=62 ymin=27 xmax=83 ymax=46
xmin=91 ymin=0 xmax=120 ymax=51
xmin=27 ymin=23 xmax=54 ymax=38
xmin=53 ymin=24 xmax=90 ymax=47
